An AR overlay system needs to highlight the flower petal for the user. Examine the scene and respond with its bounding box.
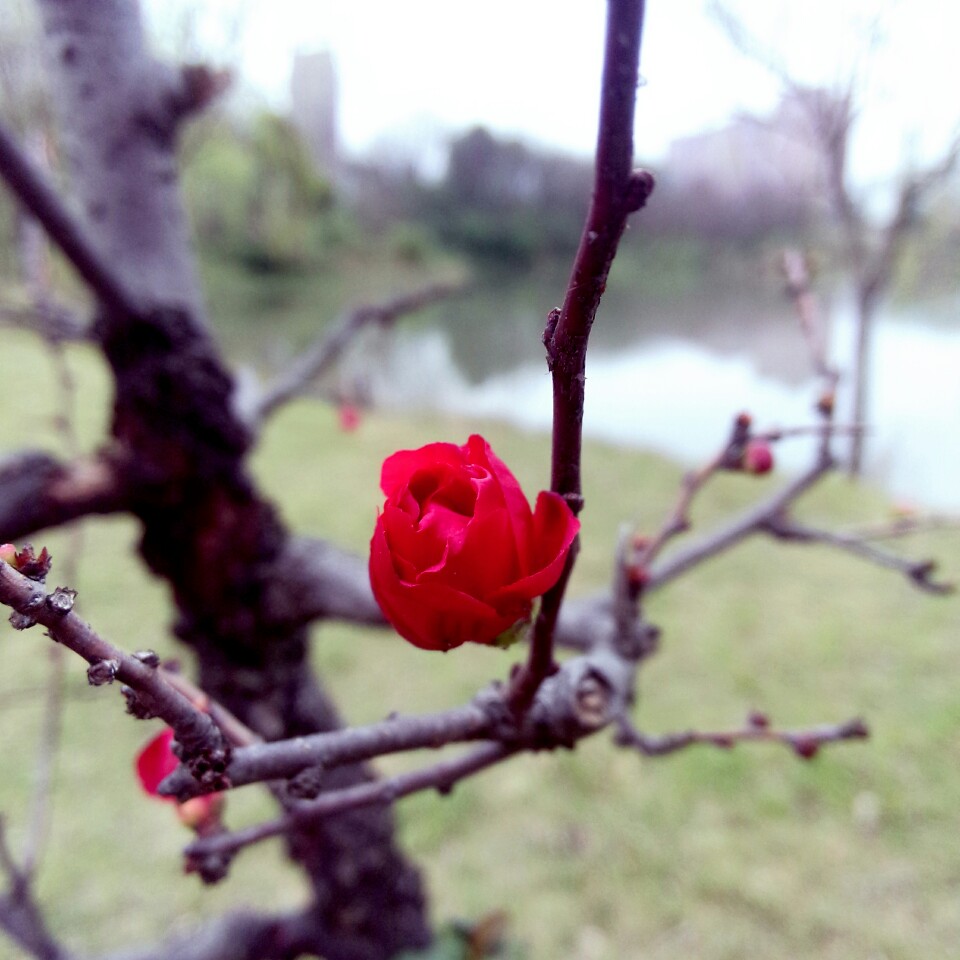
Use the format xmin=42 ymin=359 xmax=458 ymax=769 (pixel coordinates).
xmin=489 ymin=491 xmax=579 ymax=606
xmin=135 ymin=728 xmax=178 ymax=799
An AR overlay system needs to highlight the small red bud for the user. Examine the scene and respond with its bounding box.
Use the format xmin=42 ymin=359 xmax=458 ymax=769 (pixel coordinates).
xmin=747 ymin=710 xmax=770 ymax=729
xmin=711 ymin=735 xmax=736 ymax=749
xmin=743 ymin=440 xmax=774 ymax=475
xmin=176 ymin=792 xmax=225 ymax=832
xmin=816 ymin=391 xmax=835 ymax=416
xmin=792 ymin=737 xmax=820 ymax=760
xmin=735 ymin=412 xmax=753 ymax=429
xmin=0 ymin=544 xmax=15 ymax=566
xmin=627 ymin=564 xmax=650 ymax=590
xmin=338 ymin=403 xmax=361 ymax=432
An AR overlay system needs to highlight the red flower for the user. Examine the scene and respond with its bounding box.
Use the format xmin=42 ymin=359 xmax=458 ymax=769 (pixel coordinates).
xmin=136 ymin=727 xmax=179 ymax=798
xmin=369 ymin=434 xmax=580 ymax=651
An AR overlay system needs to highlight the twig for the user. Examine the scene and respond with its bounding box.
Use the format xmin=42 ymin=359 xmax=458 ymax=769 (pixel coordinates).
xmin=615 ymin=714 xmax=869 ymax=760
xmin=158 ymin=666 xmax=262 ymax=749
xmin=184 ymin=743 xmax=516 ymax=865
xmin=0 ymin=817 xmax=71 ymax=960
xmin=249 ymin=283 xmax=463 ymax=425
xmin=0 ymin=119 xmax=139 ymax=317
xmin=647 ymin=455 xmax=832 ymax=590
xmin=14 ymin=135 xmax=77 ymax=879
xmin=0 ymin=561 xmax=227 ymax=781
xmin=762 ymin=514 xmax=954 ymax=594
xmin=0 ymin=451 xmax=124 ymax=545
xmin=511 ymin=0 xmax=652 ymax=713
xmin=161 ymin=699 xmax=496 ymax=799
xmin=844 ymin=513 xmax=960 ymax=541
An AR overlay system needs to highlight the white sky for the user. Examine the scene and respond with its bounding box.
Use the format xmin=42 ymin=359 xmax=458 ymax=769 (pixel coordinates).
xmin=145 ymin=0 xmax=960 ymax=188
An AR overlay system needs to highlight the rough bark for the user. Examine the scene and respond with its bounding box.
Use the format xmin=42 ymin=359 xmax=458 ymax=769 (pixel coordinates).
xmin=33 ymin=1 xmax=431 ymax=956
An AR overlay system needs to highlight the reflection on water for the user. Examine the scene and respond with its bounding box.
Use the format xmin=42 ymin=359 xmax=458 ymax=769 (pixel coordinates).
xmin=372 ymin=303 xmax=960 ymax=511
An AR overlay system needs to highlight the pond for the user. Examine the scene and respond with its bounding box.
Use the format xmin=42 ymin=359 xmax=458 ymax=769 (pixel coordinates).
xmin=367 ymin=290 xmax=960 ymax=512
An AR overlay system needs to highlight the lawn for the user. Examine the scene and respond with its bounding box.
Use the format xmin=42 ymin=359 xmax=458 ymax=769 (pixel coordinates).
xmin=0 ymin=327 xmax=958 ymax=960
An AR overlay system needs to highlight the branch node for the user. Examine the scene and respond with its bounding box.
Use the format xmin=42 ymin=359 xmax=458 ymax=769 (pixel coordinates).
xmin=86 ymin=658 xmax=120 ymax=686
xmin=133 ymin=649 xmax=161 ymax=667
xmin=625 ymin=169 xmax=656 ymax=212
xmin=121 ymin=684 xmax=158 ymax=720
xmin=8 ymin=610 xmax=37 ymax=631
xmin=45 ymin=586 xmax=77 ymax=616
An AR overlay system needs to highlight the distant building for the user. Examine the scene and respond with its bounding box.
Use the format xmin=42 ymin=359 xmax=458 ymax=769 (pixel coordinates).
xmin=290 ymin=51 xmax=339 ymax=180
xmin=657 ymin=89 xmax=833 ymax=237
xmin=667 ymin=89 xmax=826 ymax=201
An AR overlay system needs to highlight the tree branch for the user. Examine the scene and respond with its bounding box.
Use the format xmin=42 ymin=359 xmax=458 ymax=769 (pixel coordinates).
xmin=614 ymin=714 xmax=869 ymax=760
xmin=161 ymin=699 xmax=496 ymax=798
xmin=0 ymin=452 xmax=125 ymax=544
xmin=512 ymin=0 xmax=652 ymax=712
xmin=0 ymin=119 xmax=139 ymax=317
xmin=245 ymin=283 xmax=464 ymax=427
xmin=0 ymin=817 xmax=73 ymax=960
xmin=0 ymin=560 xmax=228 ymax=783
xmin=762 ymin=514 xmax=954 ymax=594
xmin=99 ymin=908 xmax=367 ymax=960
xmin=183 ymin=744 xmax=517 ymax=866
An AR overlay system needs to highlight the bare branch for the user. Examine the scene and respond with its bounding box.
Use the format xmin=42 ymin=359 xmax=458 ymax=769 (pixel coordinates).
xmin=762 ymin=514 xmax=954 ymax=595
xmin=512 ymin=0 xmax=652 ymax=713
xmin=0 ymin=817 xmax=73 ymax=960
xmin=98 ymin=908 xmax=359 ymax=960
xmin=648 ymin=454 xmax=831 ymax=591
xmin=161 ymin=699 xmax=496 ymax=799
xmin=247 ymin=283 xmax=464 ymax=426
xmin=0 ymin=119 xmax=139 ymax=317
xmin=615 ymin=713 xmax=869 ymax=760
xmin=183 ymin=744 xmax=517 ymax=865
xmin=0 ymin=452 xmax=125 ymax=544
xmin=262 ymin=536 xmax=387 ymax=628
xmin=0 ymin=560 xmax=227 ymax=782
xmin=0 ymin=302 xmax=88 ymax=341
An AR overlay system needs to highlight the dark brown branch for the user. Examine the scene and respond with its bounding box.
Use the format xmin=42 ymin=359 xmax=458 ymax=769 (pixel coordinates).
xmin=762 ymin=514 xmax=954 ymax=595
xmin=262 ymin=536 xmax=387 ymax=627
xmin=648 ymin=451 xmax=832 ymax=591
xmin=162 ymin=700 xmax=496 ymax=799
xmin=0 ymin=817 xmax=72 ymax=960
xmin=99 ymin=909 xmax=363 ymax=960
xmin=0 ymin=119 xmax=139 ymax=317
xmin=615 ymin=714 xmax=869 ymax=759
xmin=0 ymin=302 xmax=88 ymax=341
xmin=167 ymin=638 xmax=639 ymax=798
xmin=184 ymin=744 xmax=517 ymax=865
xmin=248 ymin=283 xmax=464 ymax=426
xmin=0 ymin=452 xmax=126 ymax=544
xmin=512 ymin=0 xmax=651 ymax=713
xmin=0 ymin=561 xmax=227 ymax=780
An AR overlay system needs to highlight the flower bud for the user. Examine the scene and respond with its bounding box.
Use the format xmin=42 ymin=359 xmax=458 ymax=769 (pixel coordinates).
xmin=742 ymin=440 xmax=774 ymax=475
xmin=338 ymin=403 xmax=361 ymax=433
xmin=369 ymin=434 xmax=579 ymax=651
xmin=175 ymin=792 xmax=225 ymax=831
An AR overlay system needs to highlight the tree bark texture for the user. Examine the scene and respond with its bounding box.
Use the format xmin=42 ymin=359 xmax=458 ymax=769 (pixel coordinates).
xmin=33 ymin=1 xmax=431 ymax=956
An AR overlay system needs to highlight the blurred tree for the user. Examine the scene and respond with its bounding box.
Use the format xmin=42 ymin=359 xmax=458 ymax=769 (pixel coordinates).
xmin=184 ymin=111 xmax=334 ymax=272
xmin=712 ymin=0 xmax=960 ymax=476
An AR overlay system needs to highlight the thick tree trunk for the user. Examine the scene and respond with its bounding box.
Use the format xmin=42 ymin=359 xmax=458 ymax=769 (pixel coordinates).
xmin=35 ymin=1 xmax=431 ymax=956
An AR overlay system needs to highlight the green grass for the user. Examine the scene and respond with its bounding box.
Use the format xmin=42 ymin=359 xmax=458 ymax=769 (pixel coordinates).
xmin=1 ymin=328 xmax=958 ymax=960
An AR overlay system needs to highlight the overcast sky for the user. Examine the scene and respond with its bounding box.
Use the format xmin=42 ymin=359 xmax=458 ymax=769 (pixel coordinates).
xmin=145 ymin=0 xmax=959 ymax=188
